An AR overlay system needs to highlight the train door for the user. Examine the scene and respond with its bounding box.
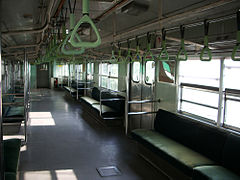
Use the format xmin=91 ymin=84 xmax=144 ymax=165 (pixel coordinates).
xmin=37 ymin=63 xmax=49 ymax=88
xmin=128 ymin=58 xmax=155 ymax=131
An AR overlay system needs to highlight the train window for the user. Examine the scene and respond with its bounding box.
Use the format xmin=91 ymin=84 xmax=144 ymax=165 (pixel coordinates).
xmin=179 ymin=60 xmax=220 ymax=122
xmin=159 ymin=61 xmax=175 ymax=83
xmin=87 ymin=63 xmax=94 ymax=80
xmin=132 ymin=62 xmax=140 ymax=82
xmin=223 ymin=60 xmax=240 ymax=129
xmin=145 ymin=61 xmax=155 ymax=84
xmin=78 ymin=64 xmax=84 ymax=81
xmin=99 ymin=63 xmax=118 ymax=90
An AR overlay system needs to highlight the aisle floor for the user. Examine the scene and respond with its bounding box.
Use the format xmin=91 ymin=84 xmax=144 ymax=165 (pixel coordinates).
xmin=18 ymin=89 xmax=168 ymax=180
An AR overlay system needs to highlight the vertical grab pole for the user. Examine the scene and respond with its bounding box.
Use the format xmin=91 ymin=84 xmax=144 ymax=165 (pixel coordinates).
xmin=76 ymin=63 xmax=79 ymax=100
xmin=217 ymin=58 xmax=225 ymax=127
xmin=0 ymin=31 xmax=5 ymax=180
xmin=84 ymin=59 xmax=87 ymax=96
xmin=99 ymin=60 xmax=102 ymax=117
xmin=125 ymin=62 xmax=130 ymax=135
xmin=24 ymin=49 xmax=27 ymax=143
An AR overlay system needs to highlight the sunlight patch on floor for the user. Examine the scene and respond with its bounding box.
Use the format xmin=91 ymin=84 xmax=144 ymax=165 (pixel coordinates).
xmin=29 ymin=112 xmax=56 ymax=126
xmin=21 ymin=169 xmax=78 ymax=180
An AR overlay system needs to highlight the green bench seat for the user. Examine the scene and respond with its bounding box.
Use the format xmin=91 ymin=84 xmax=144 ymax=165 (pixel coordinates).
xmin=132 ymin=129 xmax=215 ymax=176
xmin=193 ymin=166 xmax=240 ymax=180
xmin=81 ymin=96 xmax=99 ymax=105
xmin=131 ymin=109 xmax=240 ymax=179
xmin=3 ymin=138 xmax=21 ymax=180
xmin=5 ymin=172 xmax=17 ymax=180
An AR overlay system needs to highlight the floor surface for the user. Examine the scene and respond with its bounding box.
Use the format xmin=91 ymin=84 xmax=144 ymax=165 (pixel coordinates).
xmin=17 ymin=89 xmax=169 ymax=180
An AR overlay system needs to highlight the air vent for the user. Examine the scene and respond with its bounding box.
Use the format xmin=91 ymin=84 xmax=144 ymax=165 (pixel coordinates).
xmin=121 ymin=0 xmax=149 ymax=16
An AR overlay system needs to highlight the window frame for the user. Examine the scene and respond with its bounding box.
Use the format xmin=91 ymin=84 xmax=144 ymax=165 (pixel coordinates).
xmin=178 ymin=58 xmax=240 ymax=133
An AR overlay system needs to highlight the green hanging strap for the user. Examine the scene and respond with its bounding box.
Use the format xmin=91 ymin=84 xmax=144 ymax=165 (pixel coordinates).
xmin=144 ymin=32 xmax=154 ymax=61
xmin=110 ymin=43 xmax=117 ymax=61
xmin=117 ymin=42 xmax=124 ymax=64
xmin=200 ymin=20 xmax=212 ymax=61
xmin=232 ymin=10 xmax=240 ymax=61
xmin=70 ymin=0 xmax=101 ymax=48
xmin=158 ymin=28 xmax=169 ymax=61
xmin=132 ymin=36 xmax=142 ymax=62
xmin=176 ymin=25 xmax=188 ymax=61
xmin=125 ymin=39 xmax=132 ymax=62
xmin=61 ymin=1 xmax=85 ymax=55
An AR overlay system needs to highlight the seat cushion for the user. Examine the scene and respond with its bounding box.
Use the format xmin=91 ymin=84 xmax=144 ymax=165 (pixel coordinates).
xmin=5 ymin=172 xmax=17 ymax=180
xmin=193 ymin=166 xmax=240 ymax=180
xmin=92 ymin=104 xmax=119 ymax=118
xmin=81 ymin=96 xmax=99 ymax=105
xmin=132 ymin=129 xmax=215 ymax=176
xmin=4 ymin=139 xmax=21 ymax=173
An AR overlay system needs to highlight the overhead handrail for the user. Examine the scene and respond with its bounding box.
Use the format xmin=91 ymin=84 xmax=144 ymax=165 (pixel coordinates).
xmin=132 ymin=36 xmax=142 ymax=62
xmin=232 ymin=10 xmax=240 ymax=61
xmin=200 ymin=20 xmax=212 ymax=61
xmin=144 ymin=32 xmax=154 ymax=61
xmin=61 ymin=0 xmax=85 ymax=55
xmin=70 ymin=0 xmax=101 ymax=48
xmin=125 ymin=39 xmax=132 ymax=62
xmin=158 ymin=28 xmax=169 ymax=61
xmin=176 ymin=25 xmax=188 ymax=61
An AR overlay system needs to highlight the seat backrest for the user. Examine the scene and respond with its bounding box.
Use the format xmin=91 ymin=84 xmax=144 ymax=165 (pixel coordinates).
xmin=222 ymin=133 xmax=240 ymax=175
xmin=91 ymin=87 xmax=100 ymax=101
xmin=154 ymin=109 xmax=198 ymax=149
xmin=154 ymin=109 xmax=228 ymax=163
xmin=101 ymin=92 xmax=125 ymax=114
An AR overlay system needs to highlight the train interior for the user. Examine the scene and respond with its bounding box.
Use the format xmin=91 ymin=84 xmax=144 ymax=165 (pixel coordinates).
xmin=1 ymin=0 xmax=240 ymax=179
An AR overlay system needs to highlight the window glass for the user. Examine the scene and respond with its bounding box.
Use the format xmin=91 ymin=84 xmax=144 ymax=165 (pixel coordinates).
xmin=109 ymin=78 xmax=118 ymax=91
xmin=159 ymin=61 xmax=175 ymax=83
xmin=109 ymin=64 xmax=118 ymax=77
xmin=145 ymin=61 xmax=155 ymax=84
xmin=99 ymin=63 xmax=118 ymax=91
xmin=224 ymin=60 xmax=240 ymax=90
xmin=132 ymin=62 xmax=140 ymax=82
xmin=223 ymin=60 xmax=240 ymax=128
xmin=101 ymin=63 xmax=108 ymax=76
xmin=179 ymin=60 xmax=221 ymax=122
xmin=100 ymin=76 xmax=108 ymax=88
xmin=179 ymin=60 xmax=220 ymax=87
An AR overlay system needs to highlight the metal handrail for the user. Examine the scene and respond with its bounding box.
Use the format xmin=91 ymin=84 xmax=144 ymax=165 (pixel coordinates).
xmin=128 ymin=111 xmax=158 ymax=115
xmin=180 ymin=83 xmax=219 ymax=92
xmin=128 ymin=99 xmax=160 ymax=104
xmin=101 ymin=98 xmax=125 ymax=102
xmin=181 ymin=99 xmax=218 ymax=110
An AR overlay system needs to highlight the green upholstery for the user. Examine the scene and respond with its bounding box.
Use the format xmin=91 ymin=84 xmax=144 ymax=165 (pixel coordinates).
xmin=222 ymin=133 xmax=240 ymax=175
xmin=81 ymin=96 xmax=99 ymax=105
xmin=5 ymin=172 xmax=17 ymax=180
xmin=14 ymin=98 xmax=24 ymax=103
xmin=92 ymin=104 xmax=118 ymax=117
xmin=132 ymin=129 xmax=215 ymax=176
xmin=193 ymin=166 xmax=240 ymax=180
xmin=6 ymin=107 xmax=24 ymax=117
xmin=4 ymin=139 xmax=21 ymax=173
